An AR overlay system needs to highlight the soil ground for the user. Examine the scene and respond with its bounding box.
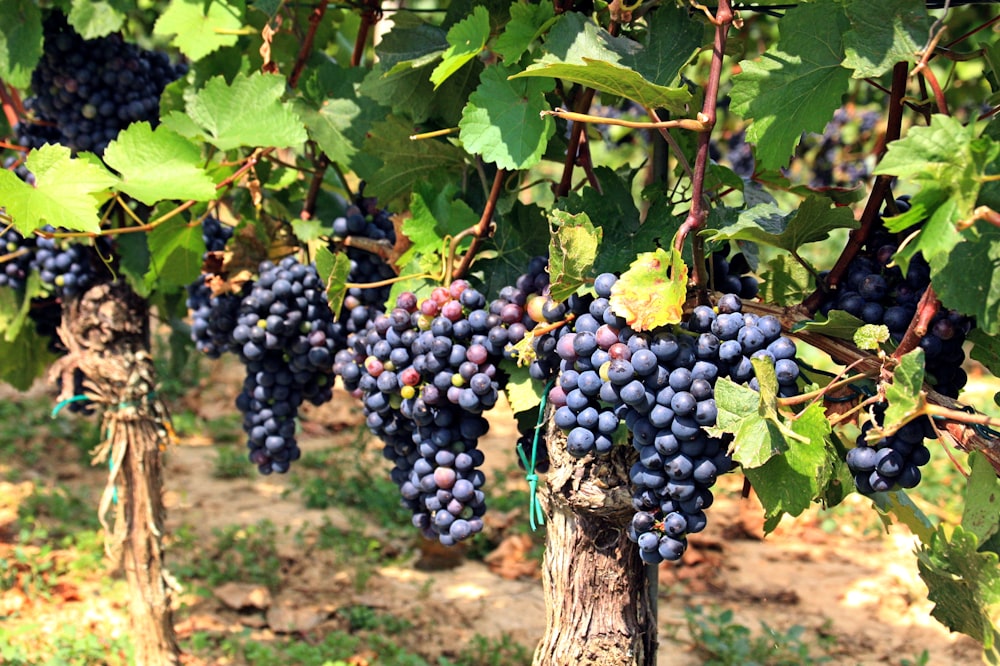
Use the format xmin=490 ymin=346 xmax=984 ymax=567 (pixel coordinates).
xmin=0 ymin=357 xmax=984 ymax=665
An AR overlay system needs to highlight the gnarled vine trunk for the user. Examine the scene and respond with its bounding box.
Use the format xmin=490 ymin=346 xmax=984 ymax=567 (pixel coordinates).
xmin=50 ymin=281 xmax=180 ymax=666
xmin=534 ymin=418 xmax=656 ymax=665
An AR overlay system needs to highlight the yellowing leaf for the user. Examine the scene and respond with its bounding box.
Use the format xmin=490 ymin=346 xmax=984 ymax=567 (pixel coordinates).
xmin=609 ymin=248 xmax=686 ymax=331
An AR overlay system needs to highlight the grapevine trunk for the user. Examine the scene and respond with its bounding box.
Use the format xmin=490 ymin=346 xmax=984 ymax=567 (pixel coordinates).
xmin=53 ymin=282 xmax=180 ymax=666
xmin=534 ymin=418 xmax=656 ymax=665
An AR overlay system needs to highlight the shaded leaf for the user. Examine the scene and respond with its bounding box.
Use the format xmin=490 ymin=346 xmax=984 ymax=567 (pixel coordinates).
xmin=0 ymin=0 xmax=42 ymax=88
xmin=362 ymin=116 xmax=468 ymax=210
xmin=917 ymin=526 xmax=1000 ymax=660
xmin=703 ymin=195 xmax=858 ymax=253
xmin=144 ymin=217 xmax=205 ymax=292
xmin=841 ymin=0 xmax=930 ymax=78
xmin=730 ymin=1 xmax=852 ymax=170
xmin=548 ymin=210 xmax=601 ymax=302
xmin=315 ymin=247 xmax=351 ymax=318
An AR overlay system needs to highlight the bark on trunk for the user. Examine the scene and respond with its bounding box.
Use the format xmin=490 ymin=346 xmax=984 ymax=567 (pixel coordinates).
xmin=50 ymin=281 xmax=180 ymax=666
xmin=533 ymin=418 xmax=657 ymax=665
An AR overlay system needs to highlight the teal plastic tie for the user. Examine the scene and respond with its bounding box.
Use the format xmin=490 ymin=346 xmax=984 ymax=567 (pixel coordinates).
xmin=517 ymin=381 xmax=553 ymax=531
xmin=50 ymin=394 xmax=91 ymax=418
xmin=52 ymin=394 xmax=118 ymax=505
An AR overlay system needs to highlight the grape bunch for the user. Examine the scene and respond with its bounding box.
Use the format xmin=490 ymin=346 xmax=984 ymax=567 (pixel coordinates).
xmin=707 ymin=247 xmax=759 ymax=300
xmin=819 ymin=199 xmax=972 ymax=398
xmin=847 ymin=404 xmax=933 ymax=494
xmin=350 ymin=283 xmax=502 ymax=544
xmin=331 ymin=195 xmax=398 ymax=336
xmin=785 ymin=106 xmax=880 ymax=188
xmin=186 ymin=218 xmax=242 ymax=358
xmin=550 ymin=275 xmax=801 ymax=564
xmin=0 ymin=228 xmax=36 ymax=290
xmin=0 ymin=225 xmax=111 ymax=298
xmin=231 ymin=257 xmax=341 ymax=474
xmin=39 ymin=237 xmax=113 ymax=299
xmin=16 ymin=12 xmax=184 ymax=155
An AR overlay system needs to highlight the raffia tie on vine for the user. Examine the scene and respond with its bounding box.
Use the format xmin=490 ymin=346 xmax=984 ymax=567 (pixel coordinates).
xmin=48 ymin=296 xmax=175 ymax=560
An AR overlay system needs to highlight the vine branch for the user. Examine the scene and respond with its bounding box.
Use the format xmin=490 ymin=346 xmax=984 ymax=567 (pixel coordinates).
xmin=673 ymin=0 xmax=733 ymax=256
xmin=451 ymin=168 xmax=506 ymax=280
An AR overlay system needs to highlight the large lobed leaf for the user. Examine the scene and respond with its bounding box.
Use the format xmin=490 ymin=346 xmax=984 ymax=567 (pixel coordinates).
xmin=165 ymin=72 xmax=307 ymax=151
xmin=841 ymin=0 xmax=930 ymax=78
xmin=0 ymin=0 xmax=42 ymax=89
xmin=103 ymin=122 xmax=217 ymax=204
xmin=362 ymin=116 xmax=468 ymax=210
xmin=730 ymin=0 xmax=852 ymax=170
xmin=0 ymin=145 xmax=117 ymax=235
xmin=703 ymin=195 xmax=858 ymax=253
xmin=154 ymin=0 xmax=247 ymax=62
xmin=917 ymin=526 xmax=1000 ymax=662
xmin=460 ymin=64 xmax=555 ymax=170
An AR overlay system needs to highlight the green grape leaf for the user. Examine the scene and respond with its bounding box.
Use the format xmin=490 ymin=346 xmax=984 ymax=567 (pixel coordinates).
xmin=374 ymin=15 xmax=448 ymax=71
xmin=793 ymin=310 xmax=865 ymax=341
xmin=493 ymin=0 xmax=555 ymax=62
xmin=103 ymin=122 xmax=217 ymax=204
xmin=460 ymin=64 xmax=555 ymax=170
xmin=430 ymin=5 xmax=490 ymax=88
xmin=296 ymin=97 xmax=361 ymax=166
xmin=0 ymin=0 xmax=42 ymax=88
xmin=874 ymin=115 xmax=999 ymax=221
xmin=853 ymin=324 xmax=889 ymax=351
xmin=963 ymin=452 xmax=1000 ymax=546
xmin=883 ymin=349 xmax=925 ymax=430
xmin=315 ymin=247 xmax=351 ymax=318
xmin=557 ymin=167 xmax=665 ymax=274
xmin=638 ymin=4 xmax=703 ymax=87
xmin=548 ymin=210 xmax=601 ymax=302
xmin=399 ymin=182 xmax=478 ymax=272
xmin=504 ymin=363 xmax=542 ymax=415
xmin=744 ymin=402 xmax=834 ymax=533
xmin=841 ymin=0 xmax=930 ymax=78
xmin=970 ymin=329 xmax=1000 ymax=379
xmin=0 ymin=145 xmax=117 ymax=235
xmin=703 ymin=195 xmax=859 ymax=253
xmin=167 ymin=72 xmax=307 ymax=151
xmin=153 ymin=0 xmax=246 ymax=62
xmin=609 ymin=248 xmax=687 ymax=331
xmin=475 ymin=200 xmax=551 ymax=297
xmin=510 ymin=10 xmax=693 ymax=111
xmin=917 ymin=525 xmax=1000 ymax=660
xmin=930 ymin=225 xmax=1000 ymax=335
xmin=362 ymin=116 xmax=468 ymax=210
xmin=0 ymin=322 xmax=60 ymax=391
xmin=68 ymin=0 xmax=128 ymax=38
xmin=751 ymin=356 xmax=780 ymax=421
xmin=758 ymin=254 xmax=813 ymax=306
xmin=711 ymin=377 xmax=787 ymax=469
xmin=730 ymin=1 xmax=851 ymax=170
xmin=249 ymin=0 xmax=283 ymax=17
xmin=115 ymin=232 xmax=151 ymax=297
xmin=143 ymin=217 xmax=206 ymax=292
xmin=0 ymin=272 xmax=44 ymax=343
xmin=511 ymin=59 xmax=691 ymax=113
xmin=880 ymin=190 xmax=956 ymax=278
xmin=536 ymin=10 xmax=632 ymax=65
xmin=872 ymin=490 xmax=936 ymax=544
